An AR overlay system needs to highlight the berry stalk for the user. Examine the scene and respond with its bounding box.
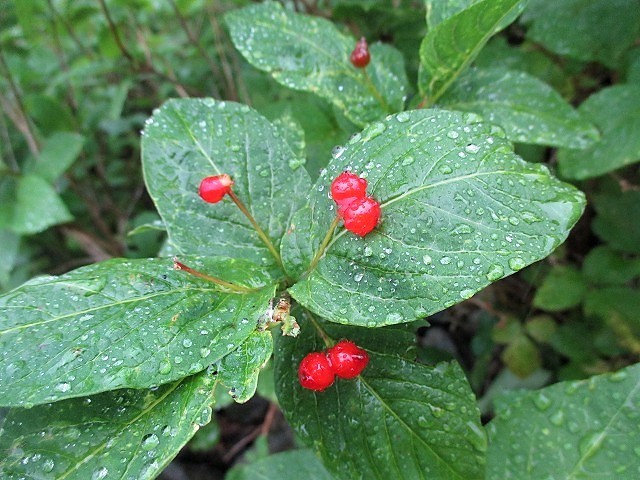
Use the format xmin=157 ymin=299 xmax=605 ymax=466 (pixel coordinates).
xmin=173 ymin=259 xmax=255 ymax=293
xmin=305 ymin=215 xmax=341 ymax=276
xmin=227 ymin=190 xmax=284 ymax=270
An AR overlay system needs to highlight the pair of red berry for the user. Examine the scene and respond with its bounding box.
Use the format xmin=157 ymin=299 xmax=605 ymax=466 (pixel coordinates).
xmin=298 ymin=340 xmax=369 ymax=392
xmin=331 ymin=171 xmax=381 ymax=237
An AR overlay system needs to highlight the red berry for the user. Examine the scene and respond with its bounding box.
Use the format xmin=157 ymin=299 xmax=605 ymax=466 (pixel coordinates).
xmin=331 ymin=171 xmax=368 ymax=204
xmin=298 ymin=352 xmax=335 ymax=391
xmin=350 ymin=37 xmax=370 ymax=68
xmin=327 ymin=340 xmax=369 ymax=379
xmin=199 ymin=174 xmax=234 ymax=203
xmin=342 ymin=196 xmax=381 ymax=237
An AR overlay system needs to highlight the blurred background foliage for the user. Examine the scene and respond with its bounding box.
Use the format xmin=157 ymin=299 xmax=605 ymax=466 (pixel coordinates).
xmin=1 ymin=0 xmax=639 ymax=477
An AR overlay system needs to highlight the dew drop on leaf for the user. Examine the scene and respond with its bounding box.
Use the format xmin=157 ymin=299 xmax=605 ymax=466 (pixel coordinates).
xmin=141 ymin=433 xmax=160 ymax=451
xmin=91 ymin=467 xmax=108 ymax=480
xmin=158 ymin=359 xmax=172 ymax=375
xmin=486 ymin=264 xmax=504 ymax=281
xmin=508 ymin=257 xmax=526 ymax=271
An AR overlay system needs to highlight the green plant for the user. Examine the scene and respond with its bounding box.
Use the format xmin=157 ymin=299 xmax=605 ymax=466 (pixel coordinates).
xmin=1 ymin=1 xmax=640 ymax=479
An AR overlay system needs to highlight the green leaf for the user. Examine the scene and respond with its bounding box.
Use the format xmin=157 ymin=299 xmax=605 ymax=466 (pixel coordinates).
xmin=582 ymin=246 xmax=640 ymax=285
xmin=275 ymin=314 xmax=486 ymax=480
xmin=219 ymin=329 xmax=273 ymax=403
xmin=438 ymin=67 xmax=599 ymax=148
xmin=521 ymin=0 xmax=640 ymax=68
xmin=226 ymin=449 xmax=333 ymax=480
xmin=487 ymin=364 xmax=640 ymax=479
xmin=0 ymin=229 xmax=20 ymax=289
xmin=558 ymin=84 xmax=640 ymax=179
xmin=533 ymin=265 xmax=586 ymax=312
xmin=283 ymin=109 xmax=585 ymax=326
xmin=591 ymin=189 xmax=640 ymax=254
xmin=418 ymin=0 xmax=528 ymax=103
xmin=0 ymin=256 xmax=276 ymax=407
xmin=0 ymin=371 xmax=216 ymax=480
xmin=425 ymin=0 xmax=482 ymax=29
xmin=501 ymin=335 xmax=541 ymax=378
xmin=28 ymin=132 xmax=85 ymax=182
xmin=0 ymin=175 xmax=72 ymax=235
xmin=141 ymin=98 xmax=311 ymax=276
xmin=225 ymin=2 xmax=408 ymax=127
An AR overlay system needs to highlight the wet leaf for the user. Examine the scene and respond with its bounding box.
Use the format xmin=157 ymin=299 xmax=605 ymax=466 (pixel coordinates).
xmin=419 ymin=0 xmax=528 ymax=103
xmin=226 ymin=449 xmax=332 ymax=480
xmin=275 ymin=314 xmax=486 ymax=480
xmin=425 ymin=0 xmax=483 ymax=29
xmin=439 ymin=67 xmax=599 ymax=148
xmin=487 ymin=364 xmax=640 ymax=479
xmin=0 ymin=256 xmax=276 ymax=407
xmin=521 ymin=0 xmax=640 ymax=68
xmin=219 ymin=329 xmax=273 ymax=403
xmin=558 ymin=84 xmax=640 ymax=179
xmin=283 ymin=109 xmax=585 ymax=326
xmin=0 ymin=371 xmax=216 ymax=480
xmin=533 ymin=265 xmax=586 ymax=312
xmin=225 ymin=2 xmax=408 ymax=127
xmin=141 ymin=98 xmax=311 ymax=277
xmin=591 ymin=188 xmax=640 ymax=254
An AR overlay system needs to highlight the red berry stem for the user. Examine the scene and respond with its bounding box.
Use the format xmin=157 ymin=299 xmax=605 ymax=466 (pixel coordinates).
xmin=303 ymin=308 xmax=334 ymax=349
xmin=227 ymin=190 xmax=284 ymax=271
xmin=173 ymin=258 xmax=255 ymax=293
xmin=362 ymin=68 xmax=391 ymax=113
xmin=304 ymin=215 xmax=341 ymax=277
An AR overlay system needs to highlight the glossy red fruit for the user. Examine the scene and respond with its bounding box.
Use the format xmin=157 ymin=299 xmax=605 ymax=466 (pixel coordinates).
xmin=199 ymin=174 xmax=234 ymax=203
xmin=298 ymin=352 xmax=335 ymax=391
xmin=327 ymin=340 xmax=369 ymax=379
xmin=350 ymin=37 xmax=370 ymax=68
xmin=342 ymin=196 xmax=380 ymax=237
xmin=331 ymin=171 xmax=367 ymax=204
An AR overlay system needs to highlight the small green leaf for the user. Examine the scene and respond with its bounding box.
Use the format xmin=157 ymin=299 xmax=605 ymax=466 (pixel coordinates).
xmin=418 ymin=0 xmax=528 ymax=103
xmin=582 ymin=246 xmax=640 ymax=285
xmin=487 ymin=364 xmax=640 ymax=479
xmin=275 ymin=315 xmax=486 ymax=480
xmin=438 ymin=67 xmax=599 ymax=148
xmin=283 ymin=109 xmax=585 ymax=326
xmin=0 ymin=256 xmax=276 ymax=407
xmin=533 ymin=265 xmax=586 ymax=311
xmin=141 ymin=98 xmax=311 ymax=276
xmin=583 ymin=287 xmax=640 ymax=353
xmin=591 ymin=189 xmax=640 ymax=254
xmin=28 ymin=132 xmax=85 ymax=182
xmin=0 ymin=175 xmax=72 ymax=235
xmin=0 ymin=371 xmax=216 ymax=480
xmin=226 ymin=449 xmax=333 ymax=480
xmin=219 ymin=329 xmax=273 ymax=403
xmin=521 ymin=0 xmax=640 ymax=68
xmin=501 ymin=334 xmax=541 ymax=378
xmin=225 ymin=2 xmax=408 ymax=126
xmin=525 ymin=315 xmax=557 ymax=344
xmin=558 ymin=84 xmax=640 ymax=179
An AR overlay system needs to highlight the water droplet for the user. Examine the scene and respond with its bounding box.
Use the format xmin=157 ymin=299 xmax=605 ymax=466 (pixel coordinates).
xmin=331 ymin=145 xmax=346 ymax=159
xmin=423 ymin=255 xmax=432 ymax=265
xmin=43 ymin=459 xmax=55 ymax=472
xmin=440 ymin=256 xmax=452 ymax=265
xmin=158 ymin=359 xmax=172 ymax=375
xmin=460 ymin=289 xmax=475 ymax=299
xmin=579 ymin=432 xmax=604 ymax=458
xmin=401 ymin=155 xmax=415 ymax=166
xmin=521 ymin=211 xmax=541 ymax=224
xmin=141 ymin=433 xmax=160 ymax=451
xmin=447 ymin=130 xmax=459 ymax=139
xmin=486 ymin=264 xmax=504 ymax=281
xmin=439 ymin=165 xmax=453 ymax=174
xmin=198 ymin=406 xmax=212 ymax=426
xmin=465 ymin=144 xmax=480 ymax=154
xmin=508 ymin=257 xmax=526 ymax=271
xmin=417 ymin=416 xmax=429 ymax=427
xmin=55 ymin=382 xmax=71 ymax=393
xmin=354 ymin=273 xmax=364 ymax=282
xmin=508 ymin=216 xmax=520 ymax=226
xmin=550 ymin=410 xmax=565 ymax=426
xmin=199 ymin=347 xmax=211 ymax=358
xmin=182 ymin=338 xmax=193 ymax=348
xmin=533 ymin=393 xmax=552 ymax=411
xmin=396 ymin=111 xmax=410 ymax=123
xmin=91 ymin=467 xmax=108 ymax=480
xmin=609 ymin=370 xmax=628 ymax=382
xmin=362 ymin=122 xmax=386 ymax=142
xmin=363 ymin=246 xmax=373 ymax=257
xmin=429 ymin=405 xmax=445 ymax=418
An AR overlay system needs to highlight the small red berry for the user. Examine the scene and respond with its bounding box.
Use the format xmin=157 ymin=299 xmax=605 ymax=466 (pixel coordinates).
xmin=350 ymin=37 xmax=371 ymax=68
xmin=327 ymin=340 xmax=369 ymax=379
xmin=331 ymin=171 xmax=368 ymax=204
xmin=199 ymin=174 xmax=234 ymax=203
xmin=298 ymin=352 xmax=335 ymax=391
xmin=342 ymin=196 xmax=381 ymax=237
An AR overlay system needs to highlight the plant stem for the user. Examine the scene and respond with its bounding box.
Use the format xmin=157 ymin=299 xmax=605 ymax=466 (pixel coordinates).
xmin=227 ymin=190 xmax=284 ymax=270
xmin=173 ymin=259 xmax=254 ymax=293
xmin=303 ymin=308 xmax=334 ymax=349
xmin=363 ymin=68 xmax=392 ymax=113
xmin=305 ymin=216 xmax=341 ymax=276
